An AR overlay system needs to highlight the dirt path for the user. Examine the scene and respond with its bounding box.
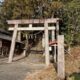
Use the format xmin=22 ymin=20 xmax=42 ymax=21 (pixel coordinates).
xmin=0 ymin=54 xmax=45 ymax=80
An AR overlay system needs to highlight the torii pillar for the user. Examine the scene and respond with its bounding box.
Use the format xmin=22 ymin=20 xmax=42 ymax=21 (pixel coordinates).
xmin=8 ymin=24 xmax=18 ymax=63
xmin=44 ymin=22 xmax=50 ymax=66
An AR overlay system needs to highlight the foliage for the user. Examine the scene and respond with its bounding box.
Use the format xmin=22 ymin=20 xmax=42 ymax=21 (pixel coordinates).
xmin=64 ymin=0 xmax=80 ymax=45
xmin=0 ymin=0 xmax=80 ymax=46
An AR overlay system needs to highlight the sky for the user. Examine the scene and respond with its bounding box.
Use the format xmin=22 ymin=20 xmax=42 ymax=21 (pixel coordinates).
xmin=0 ymin=0 xmax=3 ymax=2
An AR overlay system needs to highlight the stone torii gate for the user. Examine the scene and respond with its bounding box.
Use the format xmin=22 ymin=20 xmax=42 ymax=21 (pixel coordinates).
xmin=7 ymin=18 xmax=65 ymax=79
xmin=7 ymin=18 xmax=58 ymax=64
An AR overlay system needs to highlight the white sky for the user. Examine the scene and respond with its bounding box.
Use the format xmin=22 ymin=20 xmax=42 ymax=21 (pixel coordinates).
xmin=0 ymin=0 xmax=3 ymax=2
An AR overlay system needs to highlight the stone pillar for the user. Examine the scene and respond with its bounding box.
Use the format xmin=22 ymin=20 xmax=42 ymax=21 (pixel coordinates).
xmin=54 ymin=44 xmax=57 ymax=63
xmin=57 ymin=35 xmax=65 ymax=79
xmin=56 ymin=21 xmax=59 ymax=35
xmin=17 ymin=31 xmax=21 ymax=42
xmin=44 ymin=22 xmax=50 ymax=66
xmin=42 ymin=34 xmax=45 ymax=48
xmin=22 ymin=34 xmax=28 ymax=56
xmin=8 ymin=24 xmax=18 ymax=63
xmin=52 ymin=30 xmax=57 ymax=62
xmin=52 ymin=30 xmax=55 ymax=41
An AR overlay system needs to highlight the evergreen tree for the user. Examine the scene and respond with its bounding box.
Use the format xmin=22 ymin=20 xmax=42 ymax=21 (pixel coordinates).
xmin=0 ymin=0 xmax=80 ymax=46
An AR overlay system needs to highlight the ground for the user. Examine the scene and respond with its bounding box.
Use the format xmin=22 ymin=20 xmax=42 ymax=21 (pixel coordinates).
xmin=0 ymin=53 xmax=45 ymax=80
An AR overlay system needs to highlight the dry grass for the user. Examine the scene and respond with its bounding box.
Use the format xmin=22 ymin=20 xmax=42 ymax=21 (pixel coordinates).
xmin=65 ymin=46 xmax=80 ymax=75
xmin=24 ymin=64 xmax=57 ymax=80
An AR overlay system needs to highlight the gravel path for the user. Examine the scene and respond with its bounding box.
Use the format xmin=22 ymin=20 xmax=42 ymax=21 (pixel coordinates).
xmin=0 ymin=54 xmax=45 ymax=80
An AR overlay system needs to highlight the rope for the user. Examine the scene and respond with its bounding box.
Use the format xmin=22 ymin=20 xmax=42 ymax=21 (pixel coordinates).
xmin=33 ymin=31 xmax=43 ymax=36
xmin=64 ymin=49 xmax=69 ymax=53
xmin=64 ymin=49 xmax=76 ymax=61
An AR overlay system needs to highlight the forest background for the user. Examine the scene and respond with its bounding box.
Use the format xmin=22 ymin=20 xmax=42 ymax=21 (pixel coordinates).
xmin=0 ymin=0 xmax=80 ymax=48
